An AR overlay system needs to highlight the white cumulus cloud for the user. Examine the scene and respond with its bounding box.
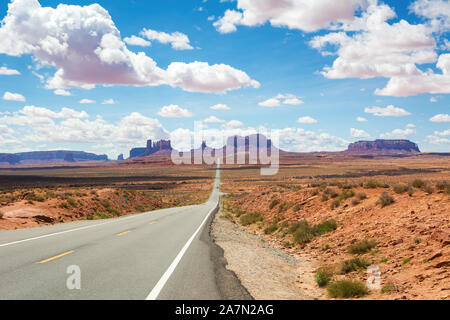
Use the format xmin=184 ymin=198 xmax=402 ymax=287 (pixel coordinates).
xmin=3 ymin=92 xmax=25 ymax=101
xmin=430 ymin=114 xmax=450 ymax=122
xmin=351 ymin=128 xmax=370 ymax=138
xmin=157 ymin=105 xmax=193 ymax=118
xmin=365 ymin=105 xmax=411 ymax=117
xmin=0 ymin=0 xmax=258 ymax=94
xmin=297 ymin=116 xmax=317 ymax=124
xmin=0 ymin=66 xmax=20 ymax=75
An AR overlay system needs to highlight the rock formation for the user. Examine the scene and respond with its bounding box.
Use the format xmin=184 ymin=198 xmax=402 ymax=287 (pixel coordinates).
xmin=117 ymin=154 xmax=124 ymax=161
xmin=346 ymin=140 xmax=420 ymax=154
xmin=0 ymin=151 xmax=108 ymax=165
xmin=129 ymin=139 xmax=172 ymax=158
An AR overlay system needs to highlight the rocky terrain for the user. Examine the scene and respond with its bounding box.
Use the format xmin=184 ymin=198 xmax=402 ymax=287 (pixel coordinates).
xmin=219 ymin=156 xmax=450 ymax=300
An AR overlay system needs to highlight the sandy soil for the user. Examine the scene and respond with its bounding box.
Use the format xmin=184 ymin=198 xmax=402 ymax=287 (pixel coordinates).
xmin=212 ymin=212 xmax=324 ymax=300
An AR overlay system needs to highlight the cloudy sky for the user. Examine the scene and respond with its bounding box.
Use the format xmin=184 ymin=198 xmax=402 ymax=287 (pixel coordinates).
xmin=0 ymin=0 xmax=449 ymax=158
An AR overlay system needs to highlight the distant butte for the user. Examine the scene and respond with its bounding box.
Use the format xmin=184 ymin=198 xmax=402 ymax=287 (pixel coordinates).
xmin=345 ymin=139 xmax=421 ymax=154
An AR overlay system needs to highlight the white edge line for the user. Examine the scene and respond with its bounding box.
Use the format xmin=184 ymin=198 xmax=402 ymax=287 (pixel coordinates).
xmin=146 ymin=200 xmax=219 ymax=300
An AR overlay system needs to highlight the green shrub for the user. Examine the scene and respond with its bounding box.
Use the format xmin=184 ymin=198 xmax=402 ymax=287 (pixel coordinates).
xmin=324 ymin=187 xmax=339 ymax=198
xmin=107 ymin=208 xmax=122 ymax=216
xmin=288 ymin=221 xmax=308 ymax=234
xmin=341 ymin=258 xmax=370 ymax=274
xmin=412 ymin=179 xmax=425 ymax=189
xmin=330 ymin=199 xmax=341 ymax=209
xmin=377 ymin=191 xmax=394 ymax=207
xmin=240 ymin=212 xmax=263 ymax=226
xmin=293 ymin=204 xmax=302 ymax=212
xmin=269 ymin=199 xmax=280 ymax=209
xmin=347 ymin=239 xmax=377 ymax=254
xmin=327 ymin=280 xmax=368 ymax=298
xmin=423 ymin=183 xmax=434 ymax=194
xmin=381 ymin=282 xmax=399 ymax=294
xmin=356 ymin=192 xmax=367 ymax=200
xmin=293 ymin=227 xmax=315 ymax=245
xmin=278 ymin=201 xmax=293 ymax=213
xmin=67 ymin=198 xmax=77 ymax=207
xmin=393 ymin=184 xmax=408 ymax=194
xmin=94 ymin=212 xmax=109 ymax=220
xmin=338 ymin=190 xmax=355 ymax=201
xmin=264 ymin=224 xmax=279 ymax=234
xmin=101 ymin=199 xmax=111 ymax=208
xmin=364 ymin=180 xmax=378 ymax=189
xmin=321 ymin=194 xmax=329 ymax=202
xmin=402 ymin=258 xmax=411 ymax=265
xmin=315 ymin=267 xmax=333 ymax=287
xmin=60 ymin=201 xmax=69 ymax=209
xmin=313 ymin=219 xmax=338 ymax=235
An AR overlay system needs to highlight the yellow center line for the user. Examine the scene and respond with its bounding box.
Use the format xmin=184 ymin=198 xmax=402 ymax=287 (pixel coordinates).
xmin=116 ymin=230 xmax=131 ymax=236
xmin=37 ymin=250 xmax=74 ymax=264
xmin=148 ymin=221 xmax=157 ymax=225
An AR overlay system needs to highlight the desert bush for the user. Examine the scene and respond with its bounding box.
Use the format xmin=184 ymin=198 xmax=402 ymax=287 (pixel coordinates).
xmin=310 ymin=189 xmax=320 ymax=196
xmin=412 ymin=179 xmax=425 ymax=189
xmin=393 ymin=184 xmax=408 ymax=194
xmin=341 ymin=258 xmax=370 ymax=274
xmin=324 ymin=187 xmax=339 ymax=198
xmin=90 ymin=190 xmax=97 ymax=195
xmin=436 ymin=181 xmax=449 ymax=190
xmin=234 ymin=209 xmax=246 ymax=217
xmin=313 ymin=219 xmax=338 ymax=235
xmin=407 ymin=186 xmax=415 ymax=197
xmin=240 ymin=212 xmax=263 ymax=226
xmin=60 ymin=201 xmax=69 ymax=209
xmin=264 ymin=224 xmax=279 ymax=234
xmin=377 ymin=191 xmax=394 ymax=207
xmin=327 ymin=280 xmax=368 ymax=298
xmin=347 ymin=239 xmax=377 ymax=254
xmin=315 ymin=267 xmax=333 ymax=287
xmin=107 ymin=208 xmax=121 ymax=216
xmin=381 ymin=282 xmax=400 ymax=294
xmin=269 ymin=199 xmax=280 ymax=209
xmin=365 ymin=180 xmax=389 ymax=189
xmin=278 ymin=201 xmax=293 ymax=213
xmin=67 ymin=198 xmax=77 ymax=207
xmin=292 ymin=186 xmax=302 ymax=192
xmin=355 ymin=192 xmax=367 ymax=201
xmin=351 ymin=199 xmax=360 ymax=206
xmin=338 ymin=190 xmax=355 ymax=201
xmin=94 ymin=212 xmax=109 ymax=220
xmin=101 ymin=199 xmax=111 ymax=208
xmin=321 ymin=194 xmax=329 ymax=202
xmin=423 ymin=183 xmax=434 ymax=195
xmin=0 ymin=211 xmax=3 ymax=219
xmin=330 ymin=199 xmax=341 ymax=209
xmin=293 ymin=204 xmax=302 ymax=212
xmin=291 ymin=219 xmax=337 ymax=245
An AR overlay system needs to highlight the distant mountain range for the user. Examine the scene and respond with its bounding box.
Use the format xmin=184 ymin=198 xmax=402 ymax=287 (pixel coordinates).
xmin=0 ymin=151 xmax=108 ymax=165
xmin=0 ymin=136 xmax=433 ymax=166
xmin=128 ymin=135 xmax=423 ymax=160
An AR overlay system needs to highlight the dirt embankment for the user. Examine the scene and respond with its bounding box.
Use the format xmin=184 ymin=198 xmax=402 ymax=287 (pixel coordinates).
xmin=219 ymin=181 xmax=449 ymax=300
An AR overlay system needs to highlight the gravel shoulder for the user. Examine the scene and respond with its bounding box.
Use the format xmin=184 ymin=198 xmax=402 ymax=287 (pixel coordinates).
xmin=211 ymin=213 xmax=324 ymax=300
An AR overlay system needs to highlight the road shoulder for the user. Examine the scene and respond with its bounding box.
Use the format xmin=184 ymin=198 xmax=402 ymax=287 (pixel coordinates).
xmin=211 ymin=213 xmax=324 ymax=300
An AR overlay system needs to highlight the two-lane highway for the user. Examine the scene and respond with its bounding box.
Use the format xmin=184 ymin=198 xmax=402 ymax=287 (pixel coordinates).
xmin=0 ymin=165 xmax=227 ymax=300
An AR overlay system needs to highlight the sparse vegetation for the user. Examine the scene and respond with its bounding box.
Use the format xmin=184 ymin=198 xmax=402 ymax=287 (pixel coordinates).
xmin=341 ymin=257 xmax=370 ymax=274
xmin=0 ymin=211 xmax=3 ymax=219
xmin=347 ymin=239 xmax=377 ymax=254
xmin=264 ymin=223 xmax=279 ymax=234
xmin=135 ymin=205 xmax=145 ymax=213
xmin=377 ymin=191 xmax=395 ymax=207
xmin=330 ymin=199 xmax=341 ymax=209
xmin=269 ymin=199 xmax=280 ymax=209
xmin=393 ymin=183 xmax=408 ymax=194
xmin=412 ymin=179 xmax=425 ymax=189
xmin=240 ymin=212 xmax=264 ymax=226
xmin=67 ymin=198 xmax=77 ymax=207
xmin=324 ymin=187 xmax=339 ymax=198
xmin=381 ymin=282 xmax=400 ymax=294
xmin=289 ymin=219 xmax=337 ymax=245
xmin=327 ymin=280 xmax=368 ymax=298
xmin=315 ymin=267 xmax=333 ymax=287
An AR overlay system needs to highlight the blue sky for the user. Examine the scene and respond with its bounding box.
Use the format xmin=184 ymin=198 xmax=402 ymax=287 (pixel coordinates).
xmin=0 ymin=0 xmax=449 ymax=158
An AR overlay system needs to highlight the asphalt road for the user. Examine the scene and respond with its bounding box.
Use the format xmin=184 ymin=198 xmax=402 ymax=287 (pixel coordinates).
xmin=0 ymin=165 xmax=241 ymax=300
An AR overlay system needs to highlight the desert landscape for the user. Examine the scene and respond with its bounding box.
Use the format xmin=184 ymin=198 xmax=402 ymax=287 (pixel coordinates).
xmin=1 ymin=136 xmax=448 ymax=300
xmin=217 ymin=153 xmax=449 ymax=300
